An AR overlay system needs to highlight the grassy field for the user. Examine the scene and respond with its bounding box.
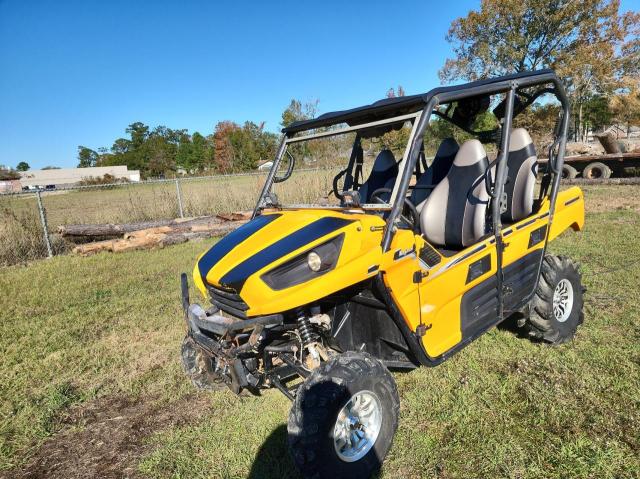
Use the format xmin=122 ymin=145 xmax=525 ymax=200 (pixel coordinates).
xmin=1 ymin=184 xmax=638 ymax=478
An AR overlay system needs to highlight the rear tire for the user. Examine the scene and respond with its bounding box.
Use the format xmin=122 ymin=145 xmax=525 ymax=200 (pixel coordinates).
xmin=582 ymin=161 xmax=611 ymax=179
xmin=523 ymin=255 xmax=585 ymax=344
xmin=288 ymin=352 xmax=399 ymax=479
xmin=561 ymin=164 xmax=578 ymax=179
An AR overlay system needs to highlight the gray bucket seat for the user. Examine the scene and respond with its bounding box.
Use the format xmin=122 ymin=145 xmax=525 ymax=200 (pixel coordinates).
xmin=420 ymin=139 xmax=490 ymax=248
xmin=411 ymin=138 xmax=459 ymax=211
xmin=502 ymin=128 xmax=538 ymax=222
xmin=358 ymin=149 xmax=397 ymax=203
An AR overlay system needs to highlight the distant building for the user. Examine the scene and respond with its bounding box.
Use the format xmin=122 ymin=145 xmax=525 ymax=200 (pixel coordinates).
xmin=19 ymin=166 xmax=141 ymax=189
xmin=0 ymin=179 xmax=22 ymax=193
xmin=257 ymin=161 xmax=273 ymax=171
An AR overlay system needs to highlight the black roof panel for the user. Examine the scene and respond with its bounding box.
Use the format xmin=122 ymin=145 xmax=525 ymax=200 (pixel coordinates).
xmin=282 ymin=69 xmax=557 ymax=134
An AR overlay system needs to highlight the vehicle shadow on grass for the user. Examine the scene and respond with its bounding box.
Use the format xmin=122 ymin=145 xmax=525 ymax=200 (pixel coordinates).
xmin=247 ymin=424 xmax=301 ymax=479
xmin=497 ymin=313 xmax=526 ymax=336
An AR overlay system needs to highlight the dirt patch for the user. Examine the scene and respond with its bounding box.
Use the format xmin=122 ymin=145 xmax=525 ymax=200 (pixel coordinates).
xmin=4 ymin=393 xmax=212 ymax=479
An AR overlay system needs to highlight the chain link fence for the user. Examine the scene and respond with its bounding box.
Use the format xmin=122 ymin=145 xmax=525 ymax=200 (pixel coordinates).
xmin=0 ymin=167 xmax=339 ymax=266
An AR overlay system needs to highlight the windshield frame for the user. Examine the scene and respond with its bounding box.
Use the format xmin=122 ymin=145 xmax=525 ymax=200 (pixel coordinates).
xmin=253 ymin=111 xmax=422 ymax=216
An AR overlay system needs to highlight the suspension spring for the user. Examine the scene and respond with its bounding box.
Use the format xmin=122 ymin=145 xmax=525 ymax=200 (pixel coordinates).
xmin=296 ymin=314 xmax=318 ymax=347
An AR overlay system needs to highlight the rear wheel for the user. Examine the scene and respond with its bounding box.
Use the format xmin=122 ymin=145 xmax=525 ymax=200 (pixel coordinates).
xmin=561 ymin=164 xmax=578 ymax=179
xmin=523 ymin=255 xmax=585 ymax=344
xmin=583 ymin=161 xmax=611 ymax=179
xmin=288 ymin=351 xmax=399 ymax=479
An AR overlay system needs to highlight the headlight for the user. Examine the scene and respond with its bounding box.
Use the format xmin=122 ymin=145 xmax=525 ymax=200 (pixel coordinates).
xmin=307 ymin=251 xmax=322 ymax=271
xmin=261 ymin=233 xmax=344 ymax=290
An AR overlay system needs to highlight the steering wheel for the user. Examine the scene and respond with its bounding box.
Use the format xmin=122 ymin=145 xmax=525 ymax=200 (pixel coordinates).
xmin=370 ymin=188 xmax=420 ymax=233
xmin=332 ymin=169 xmax=347 ymax=201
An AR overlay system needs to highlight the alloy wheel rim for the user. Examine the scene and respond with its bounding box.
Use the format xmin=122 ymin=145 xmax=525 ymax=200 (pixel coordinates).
xmin=553 ymin=278 xmax=574 ymax=323
xmin=333 ymin=390 xmax=382 ymax=462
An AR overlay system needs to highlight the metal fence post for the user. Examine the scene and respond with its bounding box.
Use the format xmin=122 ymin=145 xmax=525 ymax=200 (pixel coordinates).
xmin=35 ymin=189 xmax=53 ymax=258
xmin=175 ymin=178 xmax=184 ymax=218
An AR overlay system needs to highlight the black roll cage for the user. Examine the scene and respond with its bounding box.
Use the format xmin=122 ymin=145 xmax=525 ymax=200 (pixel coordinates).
xmin=255 ymin=70 xmax=569 ymax=242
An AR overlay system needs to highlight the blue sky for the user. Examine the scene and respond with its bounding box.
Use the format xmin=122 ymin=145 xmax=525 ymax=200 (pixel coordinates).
xmin=0 ymin=0 xmax=638 ymax=169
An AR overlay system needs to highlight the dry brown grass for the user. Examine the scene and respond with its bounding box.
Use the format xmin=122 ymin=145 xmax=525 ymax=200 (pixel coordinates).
xmin=0 ymin=170 xmax=338 ymax=266
xmin=2 ymin=173 xmax=629 ymax=267
xmin=0 ymin=199 xmax=67 ymax=266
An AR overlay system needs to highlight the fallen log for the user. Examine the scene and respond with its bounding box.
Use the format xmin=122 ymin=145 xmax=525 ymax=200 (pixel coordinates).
xmin=121 ymin=221 xmax=246 ymax=240
xmin=72 ymin=220 xmax=246 ymax=256
xmin=59 ymin=218 xmax=192 ymax=238
xmin=59 ymin=212 xmax=251 ymax=239
xmin=216 ymin=211 xmax=252 ymax=221
xmin=595 ymin=131 xmax=622 ymax=154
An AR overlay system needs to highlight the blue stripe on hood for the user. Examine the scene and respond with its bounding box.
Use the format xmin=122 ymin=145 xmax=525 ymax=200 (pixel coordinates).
xmin=198 ymin=214 xmax=281 ymax=282
xmin=220 ymin=217 xmax=353 ymax=291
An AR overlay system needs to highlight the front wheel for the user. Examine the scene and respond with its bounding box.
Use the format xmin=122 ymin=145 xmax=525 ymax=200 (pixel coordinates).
xmin=181 ymin=336 xmax=224 ymax=390
xmin=288 ymin=352 xmax=399 ymax=479
xmin=523 ymin=255 xmax=585 ymax=344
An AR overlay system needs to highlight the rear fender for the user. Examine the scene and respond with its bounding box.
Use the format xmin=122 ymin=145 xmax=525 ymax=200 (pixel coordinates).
xmin=548 ymin=187 xmax=584 ymax=241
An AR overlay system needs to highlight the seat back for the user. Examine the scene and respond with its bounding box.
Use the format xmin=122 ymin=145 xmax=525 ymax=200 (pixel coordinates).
xmin=420 ymin=140 xmax=490 ymax=248
xmin=411 ymin=138 xmax=459 ymax=211
xmin=503 ymin=128 xmax=538 ymax=222
xmin=357 ymin=149 xmax=397 ymax=203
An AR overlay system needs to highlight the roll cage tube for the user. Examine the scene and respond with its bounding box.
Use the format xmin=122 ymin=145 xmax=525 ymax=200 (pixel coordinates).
xmin=381 ymin=72 xmax=570 ymax=252
xmin=492 ymin=87 xmax=516 ymax=321
xmin=382 ymin=103 xmax=434 ymax=250
xmin=253 ymin=70 xmax=570 ymax=251
xmin=252 ymin=135 xmax=288 ymax=219
xmin=253 ymin=112 xmax=421 ymax=215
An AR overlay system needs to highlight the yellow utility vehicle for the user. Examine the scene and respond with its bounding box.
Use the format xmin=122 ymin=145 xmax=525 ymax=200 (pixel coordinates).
xmin=180 ymin=70 xmax=585 ymax=478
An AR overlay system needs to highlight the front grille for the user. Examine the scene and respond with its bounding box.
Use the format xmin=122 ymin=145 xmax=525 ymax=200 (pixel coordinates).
xmin=206 ymin=283 xmax=249 ymax=318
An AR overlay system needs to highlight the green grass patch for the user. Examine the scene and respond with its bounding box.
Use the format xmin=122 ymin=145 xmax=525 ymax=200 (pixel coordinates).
xmin=1 ymin=184 xmax=638 ymax=478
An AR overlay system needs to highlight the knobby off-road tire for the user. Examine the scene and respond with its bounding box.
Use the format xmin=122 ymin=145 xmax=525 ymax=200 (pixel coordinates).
xmin=524 ymin=255 xmax=585 ymax=344
xmin=181 ymin=336 xmax=222 ymax=390
xmin=288 ymin=351 xmax=399 ymax=479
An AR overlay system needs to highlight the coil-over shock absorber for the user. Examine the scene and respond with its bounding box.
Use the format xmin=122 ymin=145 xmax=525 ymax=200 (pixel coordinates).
xmin=296 ymin=312 xmax=318 ymax=347
xmin=296 ymin=310 xmax=327 ymax=369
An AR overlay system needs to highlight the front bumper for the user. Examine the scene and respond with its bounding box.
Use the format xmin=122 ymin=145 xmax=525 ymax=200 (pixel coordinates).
xmin=180 ymin=273 xmax=282 ymax=354
xmin=181 ymin=273 xmax=287 ymax=394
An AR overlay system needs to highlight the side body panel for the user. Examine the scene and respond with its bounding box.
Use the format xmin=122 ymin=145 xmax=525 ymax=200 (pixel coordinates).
xmin=382 ymin=186 xmax=584 ymax=360
xmin=548 ymin=187 xmax=585 ymax=240
xmin=412 ymin=236 xmax=497 ymax=357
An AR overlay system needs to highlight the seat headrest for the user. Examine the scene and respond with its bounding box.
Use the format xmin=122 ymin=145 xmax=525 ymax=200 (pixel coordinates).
xmin=453 ymin=139 xmax=487 ymax=167
xmin=503 ymin=128 xmax=537 ymax=223
xmin=436 ymin=138 xmax=459 ymax=158
xmin=419 ymin=139 xmax=489 ymax=248
xmin=372 ymin=149 xmax=396 ymax=172
xmin=509 ymin=128 xmax=533 ymax=152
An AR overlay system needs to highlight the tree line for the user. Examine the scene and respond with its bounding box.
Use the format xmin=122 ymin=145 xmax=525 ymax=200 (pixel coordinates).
xmin=74 ymin=99 xmax=325 ymax=179
xmin=77 ymin=121 xmax=278 ymax=178
xmin=440 ymin=0 xmax=639 ymax=142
